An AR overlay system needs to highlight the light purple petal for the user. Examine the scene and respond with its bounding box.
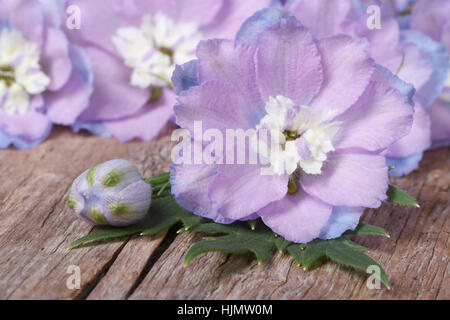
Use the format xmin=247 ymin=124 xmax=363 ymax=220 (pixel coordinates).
xmin=104 ymin=89 xmax=176 ymax=142
xmin=310 ymin=35 xmax=375 ymax=115
xmin=255 ymin=18 xmax=323 ymax=105
xmin=429 ymin=99 xmax=450 ymax=146
xmin=197 ymin=39 xmax=264 ymax=119
xmin=334 ymin=81 xmax=414 ymax=152
xmin=400 ymin=30 xmax=450 ymax=108
xmin=159 ymin=0 xmax=223 ymax=26
xmin=387 ymin=102 xmax=431 ymax=158
xmin=255 ymin=17 xmax=323 ymax=105
xmin=8 ymin=0 xmax=44 ymax=47
xmin=209 ymin=164 xmax=288 ymax=220
xmin=258 ymin=191 xmax=332 ymax=243
xmin=65 ymin=0 xmax=141 ymax=55
xmin=301 ymin=151 xmax=389 ymax=208
xmin=0 ymin=125 xmax=50 ymax=150
xmin=170 ymin=158 xmax=234 ymax=224
xmin=78 ymin=47 xmax=150 ymax=121
xmin=286 ymin=0 xmax=352 ymax=38
xmin=203 ymin=0 xmax=273 ymax=39
xmin=0 ymin=109 xmax=51 ymax=146
xmin=174 ymin=80 xmax=259 ymax=135
xmin=46 ymin=45 xmax=93 ymax=125
xmin=411 ymin=0 xmax=450 ymax=42
xmin=41 ymin=27 xmax=72 ymax=92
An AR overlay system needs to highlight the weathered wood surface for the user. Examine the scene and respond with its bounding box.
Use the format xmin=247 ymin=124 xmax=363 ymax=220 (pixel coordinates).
xmin=0 ymin=127 xmax=448 ymax=300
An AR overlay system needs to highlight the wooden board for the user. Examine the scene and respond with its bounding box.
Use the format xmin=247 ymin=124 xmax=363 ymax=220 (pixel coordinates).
xmin=0 ymin=127 xmax=448 ymax=300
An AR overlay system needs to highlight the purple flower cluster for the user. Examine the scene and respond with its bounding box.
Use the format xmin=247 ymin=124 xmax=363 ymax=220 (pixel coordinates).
xmin=0 ymin=0 xmax=272 ymax=148
xmin=170 ymin=12 xmax=415 ymax=243
xmin=0 ymin=0 xmax=93 ymax=149
xmin=410 ymin=0 xmax=450 ymax=148
xmin=282 ymin=0 xmax=449 ymax=176
xmin=5 ymin=1 xmax=450 ymax=242
xmin=64 ymin=0 xmax=272 ymax=142
xmin=168 ymin=1 xmax=450 ymax=242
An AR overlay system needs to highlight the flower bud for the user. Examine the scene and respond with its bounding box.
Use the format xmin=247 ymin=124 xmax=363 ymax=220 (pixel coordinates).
xmin=68 ymin=159 xmax=152 ymax=226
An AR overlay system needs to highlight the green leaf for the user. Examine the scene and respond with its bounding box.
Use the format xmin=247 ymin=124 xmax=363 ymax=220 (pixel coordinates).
xmin=287 ymin=244 xmax=306 ymax=266
xmin=344 ymin=223 xmax=390 ymax=238
xmin=140 ymin=196 xmax=202 ymax=236
xmin=69 ymin=196 xmax=201 ymax=249
xmin=326 ymin=239 xmax=390 ymax=290
xmin=286 ymin=235 xmax=390 ymax=289
xmin=184 ymin=221 xmax=277 ymax=266
xmin=275 ymin=236 xmax=291 ymax=252
xmin=301 ymin=240 xmax=328 ymax=269
xmin=387 ymin=185 xmax=420 ymax=207
xmin=145 ymin=172 xmax=170 ymax=193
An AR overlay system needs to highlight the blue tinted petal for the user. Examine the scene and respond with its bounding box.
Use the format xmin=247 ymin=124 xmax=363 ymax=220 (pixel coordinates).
xmin=373 ymin=64 xmax=415 ymax=104
xmin=236 ymin=7 xmax=292 ymax=45
xmin=319 ymin=206 xmax=364 ymax=240
xmin=400 ymin=30 xmax=450 ymax=108
xmin=69 ymin=44 xmax=94 ymax=88
xmin=72 ymin=121 xmax=112 ymax=137
xmin=0 ymin=123 xmax=52 ymax=150
xmin=172 ymin=60 xmax=198 ymax=94
xmin=387 ymin=153 xmax=423 ymax=177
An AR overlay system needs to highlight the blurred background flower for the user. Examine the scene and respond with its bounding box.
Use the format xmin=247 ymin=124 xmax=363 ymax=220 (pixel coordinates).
xmin=280 ymin=0 xmax=449 ymax=177
xmin=409 ymin=0 xmax=450 ymax=148
xmin=0 ymin=0 xmax=93 ymax=149
xmin=64 ymin=0 xmax=272 ymax=143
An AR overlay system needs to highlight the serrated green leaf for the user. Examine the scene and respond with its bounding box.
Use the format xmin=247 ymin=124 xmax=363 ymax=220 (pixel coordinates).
xmin=68 ymin=227 xmax=141 ymax=249
xmin=387 ymin=185 xmax=420 ymax=207
xmin=140 ymin=196 xmax=202 ymax=235
xmin=185 ymin=221 xmax=277 ymax=266
xmin=285 ymin=235 xmax=389 ymax=289
xmin=344 ymin=223 xmax=390 ymax=238
xmin=69 ymin=196 xmax=201 ymax=249
xmin=337 ymin=238 xmax=369 ymax=253
xmin=301 ymin=240 xmax=328 ymax=269
xmin=275 ymin=237 xmax=291 ymax=252
xmin=326 ymin=240 xmax=390 ymax=289
xmin=287 ymin=244 xmax=306 ymax=266
xmin=145 ymin=172 xmax=170 ymax=194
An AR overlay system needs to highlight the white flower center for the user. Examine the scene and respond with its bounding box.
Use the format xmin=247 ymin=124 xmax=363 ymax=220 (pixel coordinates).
xmin=112 ymin=13 xmax=202 ymax=90
xmin=0 ymin=28 xmax=50 ymax=115
xmin=256 ymin=95 xmax=341 ymax=176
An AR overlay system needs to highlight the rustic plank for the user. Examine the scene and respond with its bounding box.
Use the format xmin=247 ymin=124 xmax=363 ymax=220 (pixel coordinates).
xmin=0 ymin=127 xmax=447 ymax=299
xmin=129 ymin=148 xmax=449 ymax=300
xmin=0 ymin=127 xmax=173 ymax=299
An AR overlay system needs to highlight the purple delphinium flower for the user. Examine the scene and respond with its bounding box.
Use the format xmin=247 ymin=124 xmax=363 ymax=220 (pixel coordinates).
xmin=0 ymin=0 xmax=93 ymax=149
xmin=281 ymin=0 xmax=449 ymax=177
xmin=410 ymin=0 xmax=450 ymax=148
xmin=170 ymin=13 xmax=414 ymax=243
xmin=68 ymin=159 xmax=151 ymax=226
xmin=64 ymin=0 xmax=272 ymax=143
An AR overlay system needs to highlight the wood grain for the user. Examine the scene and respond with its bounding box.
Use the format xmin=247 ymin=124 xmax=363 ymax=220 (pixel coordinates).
xmin=0 ymin=127 xmax=448 ymax=300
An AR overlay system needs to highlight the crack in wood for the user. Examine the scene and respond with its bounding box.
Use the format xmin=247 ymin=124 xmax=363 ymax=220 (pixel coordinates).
xmin=74 ymin=240 xmax=129 ymax=300
xmin=125 ymin=225 xmax=181 ymax=299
